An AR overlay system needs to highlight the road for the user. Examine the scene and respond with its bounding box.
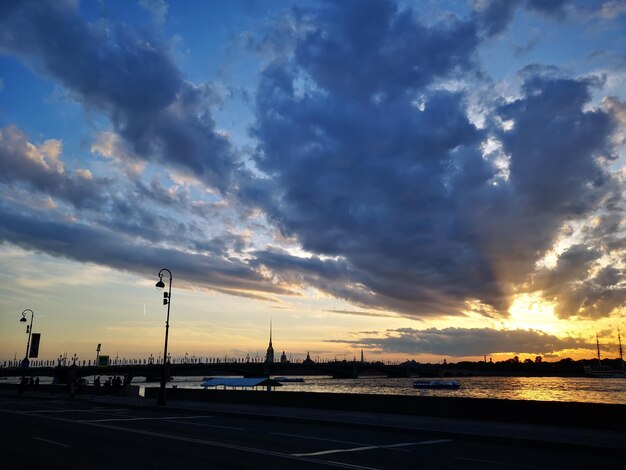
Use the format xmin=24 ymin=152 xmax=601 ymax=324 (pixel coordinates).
xmin=0 ymin=396 xmax=620 ymax=469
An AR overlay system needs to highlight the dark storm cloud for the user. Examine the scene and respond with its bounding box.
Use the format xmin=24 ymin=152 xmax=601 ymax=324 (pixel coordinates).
xmin=328 ymin=327 xmax=588 ymax=356
xmin=495 ymin=72 xmax=624 ymax=319
xmin=0 ymin=0 xmax=235 ymax=189
xmin=247 ymin=1 xmax=620 ymax=318
xmin=457 ymin=71 xmax=618 ymax=297
xmin=499 ymin=74 xmax=613 ymax=216
xmin=292 ymin=0 xmax=479 ymax=99
xmin=246 ymin=0 xmax=504 ymax=317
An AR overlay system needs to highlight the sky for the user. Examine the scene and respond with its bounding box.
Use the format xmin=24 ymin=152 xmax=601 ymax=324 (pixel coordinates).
xmin=1 ymin=0 xmax=626 ymax=365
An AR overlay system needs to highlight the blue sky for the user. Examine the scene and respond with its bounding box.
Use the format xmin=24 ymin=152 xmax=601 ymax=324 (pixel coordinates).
xmin=1 ymin=0 xmax=625 ymax=364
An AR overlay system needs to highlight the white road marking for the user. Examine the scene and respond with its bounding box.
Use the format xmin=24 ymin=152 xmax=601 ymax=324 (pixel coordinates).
xmin=272 ymin=432 xmax=409 ymax=451
xmin=292 ymin=439 xmax=452 ymax=457
xmin=22 ymin=408 xmax=129 ymax=413
xmin=454 ymin=457 xmax=544 ymax=469
xmin=169 ymin=419 xmax=245 ymax=431
xmin=1 ymin=407 xmax=382 ymax=469
xmin=86 ymin=421 xmax=381 ymax=469
xmin=272 ymin=432 xmax=375 ymax=446
xmin=78 ymin=415 xmax=214 ymax=423
xmin=34 ymin=437 xmax=71 ymax=448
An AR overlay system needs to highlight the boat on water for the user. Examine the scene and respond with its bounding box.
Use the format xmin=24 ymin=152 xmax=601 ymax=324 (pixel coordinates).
xmin=413 ymin=380 xmax=461 ymax=389
xmin=274 ymin=377 xmax=305 ymax=383
xmin=583 ymin=365 xmax=626 ymax=378
xmin=584 ymin=330 xmax=626 ymax=378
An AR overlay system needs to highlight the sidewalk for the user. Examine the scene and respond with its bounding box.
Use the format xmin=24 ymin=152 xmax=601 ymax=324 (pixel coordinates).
xmin=5 ymin=389 xmax=626 ymax=452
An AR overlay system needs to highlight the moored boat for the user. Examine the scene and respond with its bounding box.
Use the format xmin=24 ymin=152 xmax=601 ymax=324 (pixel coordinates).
xmin=584 ymin=331 xmax=626 ymax=378
xmin=413 ymin=380 xmax=461 ymax=389
xmin=583 ymin=365 xmax=626 ymax=378
xmin=274 ymin=377 xmax=305 ymax=383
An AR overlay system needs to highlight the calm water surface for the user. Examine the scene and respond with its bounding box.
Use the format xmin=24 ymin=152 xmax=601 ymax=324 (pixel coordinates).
xmin=136 ymin=375 xmax=626 ymax=404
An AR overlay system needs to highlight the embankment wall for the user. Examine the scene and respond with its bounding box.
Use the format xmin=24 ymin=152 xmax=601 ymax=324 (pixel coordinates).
xmin=144 ymin=386 xmax=626 ymax=430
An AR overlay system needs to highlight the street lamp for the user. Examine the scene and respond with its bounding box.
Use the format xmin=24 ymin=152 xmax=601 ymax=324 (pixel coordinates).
xmin=19 ymin=309 xmax=34 ymax=368
xmin=155 ymin=268 xmax=172 ymax=406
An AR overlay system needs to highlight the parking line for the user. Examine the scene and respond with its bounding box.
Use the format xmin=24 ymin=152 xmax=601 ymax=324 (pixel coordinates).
xmin=170 ymin=419 xmax=245 ymax=431
xmin=292 ymin=439 xmax=452 ymax=457
xmin=78 ymin=415 xmax=214 ymax=423
xmin=86 ymin=421 xmax=381 ymax=469
xmin=272 ymin=432 xmax=409 ymax=451
xmin=22 ymin=408 xmax=129 ymax=413
xmin=34 ymin=437 xmax=71 ymax=448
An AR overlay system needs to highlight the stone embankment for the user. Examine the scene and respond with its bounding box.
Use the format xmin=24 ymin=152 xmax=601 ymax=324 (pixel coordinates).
xmin=143 ymin=387 xmax=626 ymax=430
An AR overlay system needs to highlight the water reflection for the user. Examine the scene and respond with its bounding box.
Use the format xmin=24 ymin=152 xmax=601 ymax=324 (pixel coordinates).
xmin=140 ymin=375 xmax=626 ymax=404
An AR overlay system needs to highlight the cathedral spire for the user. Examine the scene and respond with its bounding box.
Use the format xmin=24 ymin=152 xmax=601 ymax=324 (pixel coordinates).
xmin=265 ymin=319 xmax=274 ymax=364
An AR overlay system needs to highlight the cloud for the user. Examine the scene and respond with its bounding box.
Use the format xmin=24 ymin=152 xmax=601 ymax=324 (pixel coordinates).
xmin=599 ymin=1 xmax=626 ymax=19
xmin=0 ymin=124 xmax=267 ymax=286
xmin=327 ymin=327 xmax=589 ymax=356
xmin=0 ymin=125 xmax=107 ymax=208
xmin=0 ymin=0 xmax=236 ymax=190
xmin=532 ymin=243 xmax=626 ymax=319
xmin=0 ymin=205 xmax=293 ymax=297
xmin=139 ymin=0 xmax=169 ymax=26
xmin=246 ymin=3 xmax=621 ymax=319
xmin=0 ymin=0 xmax=624 ymax=324
xmin=472 ymin=0 xmax=569 ymax=37
xmin=326 ymin=309 xmax=402 ymax=319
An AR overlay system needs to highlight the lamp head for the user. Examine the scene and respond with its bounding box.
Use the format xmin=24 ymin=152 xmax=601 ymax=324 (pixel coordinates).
xmin=20 ymin=316 xmax=27 ymax=323
xmin=155 ymin=277 xmax=165 ymax=289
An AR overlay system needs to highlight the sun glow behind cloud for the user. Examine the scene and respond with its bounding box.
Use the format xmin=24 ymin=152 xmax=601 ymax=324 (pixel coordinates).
xmin=506 ymin=292 xmax=559 ymax=334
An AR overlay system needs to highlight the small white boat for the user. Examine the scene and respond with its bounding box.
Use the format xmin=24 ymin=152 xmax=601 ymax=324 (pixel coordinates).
xmin=413 ymin=380 xmax=461 ymax=389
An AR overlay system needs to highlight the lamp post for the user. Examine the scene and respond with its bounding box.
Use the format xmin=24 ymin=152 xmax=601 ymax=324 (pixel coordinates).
xmin=19 ymin=309 xmax=34 ymax=368
xmin=155 ymin=268 xmax=172 ymax=406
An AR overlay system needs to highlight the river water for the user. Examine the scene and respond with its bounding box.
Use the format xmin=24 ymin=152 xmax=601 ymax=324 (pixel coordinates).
xmin=136 ymin=375 xmax=626 ymax=404
xmin=4 ymin=374 xmax=624 ymax=404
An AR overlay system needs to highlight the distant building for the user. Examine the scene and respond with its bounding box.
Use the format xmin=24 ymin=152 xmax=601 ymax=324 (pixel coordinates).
xmin=265 ymin=321 xmax=274 ymax=364
xmin=280 ymin=351 xmax=288 ymax=363
xmin=303 ymin=352 xmax=314 ymax=365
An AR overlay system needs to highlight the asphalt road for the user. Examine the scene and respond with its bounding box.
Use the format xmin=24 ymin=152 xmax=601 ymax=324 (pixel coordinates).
xmin=0 ymin=396 xmax=620 ymax=469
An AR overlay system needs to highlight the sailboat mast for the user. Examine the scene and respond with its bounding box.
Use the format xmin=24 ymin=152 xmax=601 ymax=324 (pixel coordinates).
xmin=619 ymin=327 xmax=624 ymax=370
xmin=596 ymin=333 xmax=602 ymax=368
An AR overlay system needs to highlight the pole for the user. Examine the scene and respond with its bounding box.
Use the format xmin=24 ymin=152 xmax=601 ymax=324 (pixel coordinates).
xmin=596 ymin=333 xmax=601 ymax=368
xmin=25 ymin=316 xmax=33 ymax=359
xmin=618 ymin=327 xmax=624 ymax=370
xmin=21 ymin=309 xmax=34 ymax=367
xmin=156 ymin=268 xmax=172 ymax=406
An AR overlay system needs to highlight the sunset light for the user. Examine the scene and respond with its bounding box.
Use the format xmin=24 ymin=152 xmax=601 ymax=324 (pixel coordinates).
xmin=506 ymin=293 xmax=559 ymax=334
